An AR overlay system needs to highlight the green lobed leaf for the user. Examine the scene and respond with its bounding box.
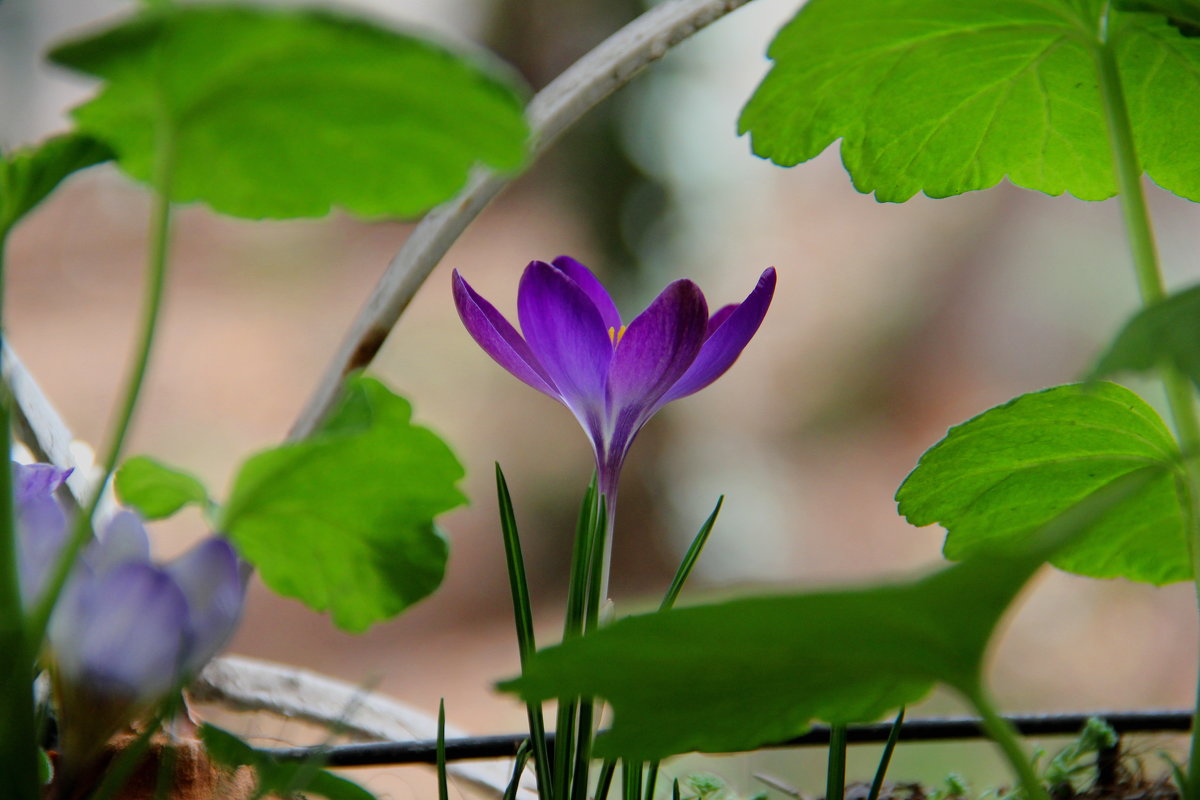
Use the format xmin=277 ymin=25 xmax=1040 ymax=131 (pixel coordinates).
xmin=200 ymin=724 xmax=376 ymax=800
xmin=220 ymin=374 xmax=466 ymax=632
xmin=739 ymin=0 xmax=1200 ymax=201
xmin=49 ymin=4 xmax=528 ymax=219
xmin=1089 ymin=285 xmax=1200 ymax=387
xmin=501 ymin=470 xmax=1158 ymax=761
xmin=0 ymin=132 xmax=113 ymax=232
xmin=115 ymin=455 xmax=211 ymax=520
xmin=896 ymin=382 xmax=1188 ymax=584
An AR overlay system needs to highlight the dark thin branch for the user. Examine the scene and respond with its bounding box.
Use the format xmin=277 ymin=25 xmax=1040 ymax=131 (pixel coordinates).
xmin=263 ymin=709 xmax=1193 ymax=768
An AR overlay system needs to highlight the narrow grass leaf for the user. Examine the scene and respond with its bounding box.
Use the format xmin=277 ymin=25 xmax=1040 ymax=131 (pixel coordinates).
xmin=438 ymin=700 xmax=449 ymax=800
xmin=660 ymin=496 xmax=722 ymax=611
xmin=867 ymin=708 xmax=905 ymax=800
xmin=503 ymin=740 xmax=533 ymax=800
xmin=496 ymin=465 xmax=553 ymax=800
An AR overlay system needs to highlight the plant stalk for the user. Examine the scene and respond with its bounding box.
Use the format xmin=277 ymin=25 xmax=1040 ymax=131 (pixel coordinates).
xmin=968 ymin=688 xmax=1051 ymax=800
xmin=27 ymin=129 xmax=177 ymax=649
xmin=1093 ymin=13 xmax=1200 ymax=798
xmin=0 ymin=225 xmax=41 ymax=799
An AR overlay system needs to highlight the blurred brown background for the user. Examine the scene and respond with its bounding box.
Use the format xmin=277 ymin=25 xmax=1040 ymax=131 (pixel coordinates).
xmin=4 ymin=0 xmax=1200 ymax=797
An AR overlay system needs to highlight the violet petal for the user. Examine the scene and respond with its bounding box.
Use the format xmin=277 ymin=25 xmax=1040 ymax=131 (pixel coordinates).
xmin=52 ymin=562 xmax=188 ymax=702
xmin=517 ymin=260 xmax=613 ymax=421
xmin=89 ymin=510 xmax=152 ymax=574
xmin=453 ymin=270 xmax=559 ymax=398
xmin=607 ymin=279 xmax=708 ymax=422
xmin=659 ymin=268 xmax=776 ymax=405
xmin=551 ymin=256 xmax=623 ymax=331
xmin=165 ymin=538 xmax=246 ymax=675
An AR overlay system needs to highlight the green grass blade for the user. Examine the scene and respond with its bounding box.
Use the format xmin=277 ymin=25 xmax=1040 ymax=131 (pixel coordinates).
xmin=503 ymin=740 xmax=533 ymax=800
xmin=826 ymin=724 xmax=847 ymax=800
xmin=595 ymin=759 xmax=618 ymax=800
xmin=660 ymin=497 xmax=723 ymax=612
xmin=496 ymin=465 xmax=554 ymax=800
xmin=643 ymin=762 xmax=660 ymax=800
xmin=673 ymin=779 xmax=681 ymax=800
xmin=867 ymin=708 xmax=905 ymax=800
xmin=437 ymin=700 xmax=449 ymax=800
xmin=555 ymin=477 xmax=600 ymax=800
xmin=624 ymin=761 xmax=643 ymax=800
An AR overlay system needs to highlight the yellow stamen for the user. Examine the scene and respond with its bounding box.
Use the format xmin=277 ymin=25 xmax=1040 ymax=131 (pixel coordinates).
xmin=608 ymin=325 xmax=627 ymax=346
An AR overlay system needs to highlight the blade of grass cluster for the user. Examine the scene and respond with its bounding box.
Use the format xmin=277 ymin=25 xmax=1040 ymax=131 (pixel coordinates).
xmin=438 ymin=700 xmax=449 ymax=800
xmin=496 ymin=465 xmax=553 ymax=799
xmin=1091 ymin=12 xmax=1200 ymax=797
xmin=867 ymin=708 xmax=905 ymax=800
xmin=555 ymin=477 xmax=601 ymax=800
xmin=624 ymin=761 xmax=644 ymax=800
xmin=0 ymin=227 xmax=39 ymax=798
xmin=598 ymin=497 xmax=724 ymax=800
xmin=826 ymin=724 xmax=847 ymax=800
xmin=503 ymin=740 xmax=533 ymax=800
xmin=570 ymin=500 xmax=608 ymax=800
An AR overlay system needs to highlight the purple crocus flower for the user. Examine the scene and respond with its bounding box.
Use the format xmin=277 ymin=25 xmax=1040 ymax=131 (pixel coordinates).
xmin=452 ymin=257 xmax=776 ymax=506
xmin=11 ymin=463 xmax=245 ymax=765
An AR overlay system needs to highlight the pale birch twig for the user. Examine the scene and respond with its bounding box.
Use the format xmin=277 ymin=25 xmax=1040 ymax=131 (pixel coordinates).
xmin=193 ymin=655 xmax=537 ymax=799
xmin=289 ymin=0 xmax=759 ymax=439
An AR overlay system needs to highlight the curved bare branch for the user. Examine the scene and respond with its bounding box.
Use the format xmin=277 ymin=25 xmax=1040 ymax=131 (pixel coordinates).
xmin=289 ymin=0 xmax=759 ymax=438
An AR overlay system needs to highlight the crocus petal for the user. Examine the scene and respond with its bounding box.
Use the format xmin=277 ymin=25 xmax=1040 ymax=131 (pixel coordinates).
xmin=52 ymin=562 xmax=188 ymax=701
xmin=453 ymin=270 xmax=560 ymax=399
xmin=13 ymin=462 xmax=71 ymax=607
xmin=166 ymin=537 xmax=245 ymax=675
xmin=89 ymin=510 xmax=152 ymax=574
xmin=705 ymin=304 xmax=736 ymax=338
xmin=15 ymin=462 xmax=70 ymax=503
xmin=551 ymin=256 xmax=623 ymax=331
xmin=658 ymin=267 xmax=776 ymax=406
xmin=518 ymin=260 xmax=614 ymax=425
xmin=607 ymin=279 xmax=709 ymax=422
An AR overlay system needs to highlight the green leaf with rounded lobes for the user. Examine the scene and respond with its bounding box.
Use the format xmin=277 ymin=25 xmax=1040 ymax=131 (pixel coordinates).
xmin=501 ymin=469 xmax=1160 ymax=762
xmin=0 ymin=132 xmax=112 ymax=233
xmin=739 ymin=0 xmax=1200 ymax=202
xmin=897 ymin=382 xmax=1188 ymax=584
xmin=48 ymin=4 xmax=529 ymax=220
xmin=220 ymin=374 xmax=465 ymax=632
xmin=115 ymin=455 xmax=211 ymax=520
xmin=1089 ymin=284 xmax=1200 ymax=388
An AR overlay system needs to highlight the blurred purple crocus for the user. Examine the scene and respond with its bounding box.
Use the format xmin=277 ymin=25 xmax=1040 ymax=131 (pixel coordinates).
xmin=452 ymin=257 xmax=776 ymax=506
xmin=11 ymin=462 xmax=245 ymax=764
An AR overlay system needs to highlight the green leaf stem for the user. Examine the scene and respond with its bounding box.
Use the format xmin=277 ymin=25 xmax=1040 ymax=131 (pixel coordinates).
xmin=897 ymin=382 xmax=1187 ymax=584
xmin=50 ymin=4 xmax=528 ymax=219
xmin=739 ymin=0 xmax=1200 ymax=202
xmin=221 ymin=375 xmax=465 ymax=632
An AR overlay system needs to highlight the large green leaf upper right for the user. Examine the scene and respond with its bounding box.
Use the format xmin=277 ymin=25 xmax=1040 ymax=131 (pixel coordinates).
xmin=740 ymin=0 xmax=1200 ymax=201
xmin=897 ymin=382 xmax=1189 ymax=584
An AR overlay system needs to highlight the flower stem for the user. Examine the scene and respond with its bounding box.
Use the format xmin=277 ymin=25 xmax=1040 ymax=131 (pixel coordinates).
xmin=0 ymin=226 xmax=41 ymax=799
xmin=1093 ymin=10 xmax=1200 ymax=798
xmin=966 ymin=687 xmax=1050 ymax=800
xmin=27 ymin=128 xmax=178 ymax=650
